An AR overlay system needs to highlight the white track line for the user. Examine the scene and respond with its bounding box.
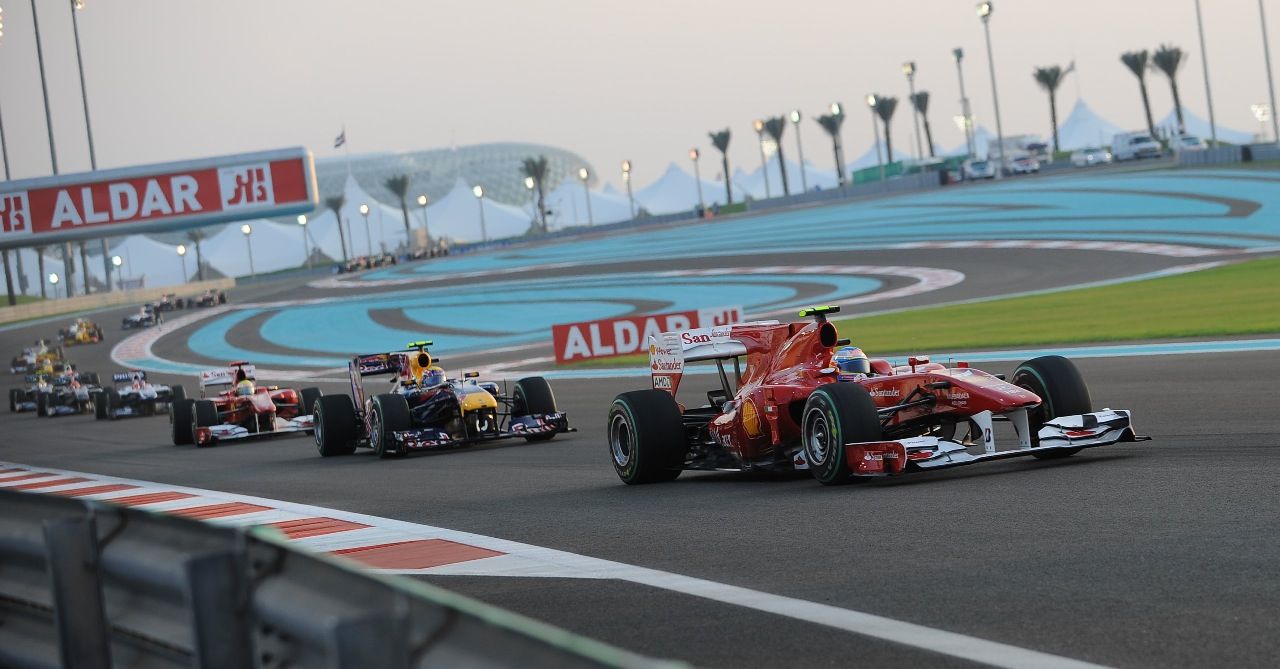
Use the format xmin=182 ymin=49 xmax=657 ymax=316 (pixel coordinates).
xmin=3 ymin=460 xmax=1112 ymax=669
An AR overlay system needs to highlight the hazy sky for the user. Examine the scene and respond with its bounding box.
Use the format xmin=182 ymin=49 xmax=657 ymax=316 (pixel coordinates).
xmin=1 ymin=0 xmax=1276 ymax=189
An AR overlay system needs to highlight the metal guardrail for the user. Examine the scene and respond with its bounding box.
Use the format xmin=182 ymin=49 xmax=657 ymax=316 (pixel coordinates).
xmin=0 ymin=489 xmax=676 ymax=669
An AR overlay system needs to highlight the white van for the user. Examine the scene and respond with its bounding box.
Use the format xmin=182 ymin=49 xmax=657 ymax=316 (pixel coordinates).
xmin=1110 ymin=132 xmax=1163 ymax=161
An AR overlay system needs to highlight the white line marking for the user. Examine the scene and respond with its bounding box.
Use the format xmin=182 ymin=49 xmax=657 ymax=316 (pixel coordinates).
xmin=3 ymin=460 xmax=1113 ymax=669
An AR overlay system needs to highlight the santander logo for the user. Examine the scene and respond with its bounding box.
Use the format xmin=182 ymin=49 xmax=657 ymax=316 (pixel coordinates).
xmin=681 ymin=332 xmax=711 ymax=345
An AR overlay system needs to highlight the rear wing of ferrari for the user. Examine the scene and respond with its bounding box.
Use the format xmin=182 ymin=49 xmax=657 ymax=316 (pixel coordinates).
xmin=648 ymin=322 xmax=777 ymax=395
xmin=200 ymin=363 xmax=256 ymax=388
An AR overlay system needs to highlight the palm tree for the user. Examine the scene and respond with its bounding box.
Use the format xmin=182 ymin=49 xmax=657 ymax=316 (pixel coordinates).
xmin=1152 ymin=44 xmax=1187 ymax=134
xmin=874 ymin=96 xmax=900 ymax=163
xmin=185 ymin=230 xmax=207 ymax=281
xmin=1032 ymin=65 xmax=1069 ymax=153
xmin=325 ymin=194 xmax=349 ymax=262
xmin=1121 ymin=50 xmax=1157 ymax=138
xmin=910 ymin=92 xmax=936 ymax=158
xmin=815 ymin=113 xmax=846 ymax=186
xmin=763 ymin=116 xmax=790 ymax=196
xmin=709 ymin=129 xmax=733 ymax=205
xmin=383 ymin=174 xmax=413 ymax=249
xmin=35 ymin=246 xmax=46 ymax=298
xmin=520 ymin=156 xmax=550 ymax=234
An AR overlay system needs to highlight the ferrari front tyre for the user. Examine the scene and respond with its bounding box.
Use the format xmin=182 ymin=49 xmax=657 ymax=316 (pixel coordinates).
xmin=608 ymin=390 xmax=685 ymax=484
xmin=192 ymin=400 xmax=219 ymax=448
xmin=299 ymin=387 xmax=323 ymax=417
xmin=171 ymin=384 xmax=187 ymax=404
xmin=802 ymin=383 xmax=883 ymax=485
xmin=370 ymin=393 xmax=411 ymax=459
xmin=513 ymin=376 xmax=558 ymax=442
xmin=171 ymin=399 xmax=196 ymax=445
xmin=315 ymin=394 xmax=358 ymax=457
xmin=1012 ymin=355 xmax=1092 ymax=459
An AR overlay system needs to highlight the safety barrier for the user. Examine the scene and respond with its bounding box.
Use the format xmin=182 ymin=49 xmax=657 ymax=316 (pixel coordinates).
xmin=0 ymin=489 xmax=675 ymax=669
xmin=1177 ymin=145 xmax=1244 ymax=166
xmin=0 ymin=278 xmax=236 ymax=326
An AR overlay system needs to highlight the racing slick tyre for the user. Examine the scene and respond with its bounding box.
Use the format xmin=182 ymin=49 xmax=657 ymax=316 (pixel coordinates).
xmin=171 ymin=399 xmax=196 ymax=445
xmin=608 ymin=390 xmax=685 ymax=484
xmin=104 ymin=388 xmax=121 ymax=420
xmin=299 ymin=387 xmax=323 ymax=418
xmin=171 ymin=384 xmax=187 ymax=404
xmin=8 ymin=388 xmax=19 ymax=413
xmin=370 ymin=394 xmax=411 ymax=459
xmin=802 ymin=383 xmax=883 ymax=485
xmin=513 ymin=376 xmax=558 ymax=442
xmin=93 ymin=391 xmax=108 ymax=420
xmin=193 ymin=400 xmax=218 ymax=448
xmin=315 ymin=394 xmax=358 ymax=457
xmin=36 ymin=392 xmax=49 ymax=417
xmin=81 ymin=372 xmax=100 ymax=386
xmin=1012 ymin=355 xmax=1092 ymax=459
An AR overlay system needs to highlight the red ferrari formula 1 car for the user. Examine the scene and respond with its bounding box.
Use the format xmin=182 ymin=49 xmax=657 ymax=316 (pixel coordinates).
xmin=170 ymin=362 xmax=321 ymax=447
xmin=607 ymin=305 xmax=1147 ymax=485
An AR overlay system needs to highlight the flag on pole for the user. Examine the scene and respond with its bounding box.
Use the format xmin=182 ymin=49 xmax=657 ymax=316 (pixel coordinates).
xmin=334 ymin=128 xmax=346 ymax=149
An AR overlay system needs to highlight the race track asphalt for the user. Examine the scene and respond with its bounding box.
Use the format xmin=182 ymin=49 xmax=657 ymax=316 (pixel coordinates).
xmin=3 ymin=348 xmax=1278 ymax=668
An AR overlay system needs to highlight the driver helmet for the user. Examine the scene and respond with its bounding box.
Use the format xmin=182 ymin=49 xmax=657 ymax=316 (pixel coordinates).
xmin=422 ymin=366 xmax=446 ymax=387
xmin=833 ymin=346 xmax=870 ymax=375
xmin=236 ymin=379 xmax=255 ymax=397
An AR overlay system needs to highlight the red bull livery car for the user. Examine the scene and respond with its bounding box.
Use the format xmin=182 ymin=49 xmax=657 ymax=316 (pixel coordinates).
xmin=608 ymin=305 xmax=1148 ymax=485
xmin=170 ymin=362 xmax=321 ymax=447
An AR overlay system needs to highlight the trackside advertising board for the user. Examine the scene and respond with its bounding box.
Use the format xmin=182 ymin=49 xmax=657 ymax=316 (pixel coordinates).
xmin=0 ymin=147 xmax=317 ymax=250
xmin=552 ymin=305 xmax=742 ymax=363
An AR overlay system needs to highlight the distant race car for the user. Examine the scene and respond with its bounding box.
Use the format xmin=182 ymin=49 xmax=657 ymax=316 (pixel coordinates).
xmin=170 ymin=362 xmax=319 ymax=447
xmin=10 ymin=369 xmax=101 ymax=417
xmin=313 ymin=340 xmax=572 ymax=458
xmin=10 ymin=342 xmax=65 ymax=374
xmin=93 ymin=370 xmax=186 ymax=420
xmin=58 ymin=318 xmax=105 ymax=346
xmin=193 ymin=289 xmax=227 ymax=307
xmin=121 ymin=304 xmax=159 ymax=330
xmin=607 ymin=306 xmax=1148 ymax=485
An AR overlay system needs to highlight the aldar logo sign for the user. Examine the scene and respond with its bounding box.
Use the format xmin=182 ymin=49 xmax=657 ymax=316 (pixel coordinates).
xmin=0 ymin=147 xmax=317 ymax=250
xmin=0 ymin=193 xmax=30 ymax=237
xmin=551 ymin=305 xmax=742 ymax=363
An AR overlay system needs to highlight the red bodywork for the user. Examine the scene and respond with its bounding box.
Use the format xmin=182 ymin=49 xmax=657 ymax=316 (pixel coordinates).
xmin=690 ymin=320 xmax=1042 ymax=469
xmin=192 ymin=386 xmax=305 ymax=446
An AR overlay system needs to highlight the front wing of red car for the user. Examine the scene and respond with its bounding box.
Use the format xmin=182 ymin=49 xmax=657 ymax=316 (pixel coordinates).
xmin=195 ymin=414 xmax=315 ymax=446
xmin=793 ymin=409 xmax=1146 ymax=476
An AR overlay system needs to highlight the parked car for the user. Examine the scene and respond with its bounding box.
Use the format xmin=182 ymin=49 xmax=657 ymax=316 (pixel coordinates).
xmin=1071 ymin=147 xmax=1113 ymax=167
xmin=962 ymin=159 xmax=996 ymax=180
xmin=1006 ymin=154 xmax=1041 ymax=175
xmin=1176 ymin=134 xmax=1208 ymax=151
xmin=1110 ymin=132 xmax=1163 ymax=161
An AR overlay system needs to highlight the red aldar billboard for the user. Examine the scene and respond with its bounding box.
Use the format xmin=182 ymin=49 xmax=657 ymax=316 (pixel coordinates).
xmin=552 ymin=305 xmax=743 ymax=364
xmin=0 ymin=147 xmax=317 ymax=249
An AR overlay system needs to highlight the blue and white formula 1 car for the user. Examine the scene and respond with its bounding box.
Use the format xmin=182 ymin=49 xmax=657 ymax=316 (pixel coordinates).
xmin=93 ymin=371 xmax=187 ymax=420
xmin=9 ymin=370 xmax=101 ymax=417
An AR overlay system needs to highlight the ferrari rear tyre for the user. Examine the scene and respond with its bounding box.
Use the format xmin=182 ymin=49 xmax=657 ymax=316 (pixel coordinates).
xmin=513 ymin=376 xmax=558 ymax=442
xmin=1013 ymin=355 xmax=1091 ymax=459
xmin=299 ymin=387 xmax=323 ymax=417
xmin=608 ymin=390 xmax=685 ymax=484
xmin=171 ymin=399 xmax=196 ymax=445
xmin=315 ymin=394 xmax=358 ymax=456
xmin=370 ymin=393 xmax=411 ymax=458
xmin=802 ymin=383 xmax=883 ymax=485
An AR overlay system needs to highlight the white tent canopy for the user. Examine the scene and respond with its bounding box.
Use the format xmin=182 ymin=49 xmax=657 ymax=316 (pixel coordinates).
xmin=1056 ymin=99 xmax=1126 ymax=150
xmin=424 ymin=178 xmax=531 ymax=242
xmin=634 ymin=162 xmax=738 ymax=214
xmin=544 ymin=178 xmax=634 ymax=228
xmin=1158 ymin=107 xmax=1256 ymax=145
